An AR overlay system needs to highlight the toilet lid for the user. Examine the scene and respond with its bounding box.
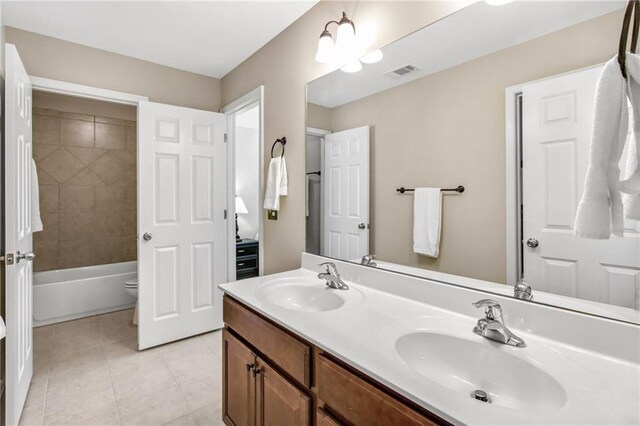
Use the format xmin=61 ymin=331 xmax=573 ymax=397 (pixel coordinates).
xmin=125 ymin=278 xmax=138 ymax=287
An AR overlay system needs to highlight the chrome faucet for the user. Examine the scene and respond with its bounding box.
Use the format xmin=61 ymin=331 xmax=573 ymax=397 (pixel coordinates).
xmin=360 ymin=254 xmax=377 ymax=267
xmin=317 ymin=262 xmax=349 ymax=290
xmin=514 ymin=280 xmax=533 ymax=301
xmin=472 ymin=299 xmax=526 ymax=348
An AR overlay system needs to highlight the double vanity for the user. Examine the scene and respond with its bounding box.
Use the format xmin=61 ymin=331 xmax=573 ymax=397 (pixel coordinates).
xmin=219 ymin=253 xmax=640 ymax=426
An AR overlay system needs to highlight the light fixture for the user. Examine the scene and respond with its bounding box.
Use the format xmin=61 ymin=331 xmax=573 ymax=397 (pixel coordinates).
xmin=360 ymin=49 xmax=383 ymax=64
xmin=340 ymin=60 xmax=363 ymax=73
xmin=314 ymin=11 xmax=357 ymax=65
xmin=235 ymin=196 xmax=248 ymax=242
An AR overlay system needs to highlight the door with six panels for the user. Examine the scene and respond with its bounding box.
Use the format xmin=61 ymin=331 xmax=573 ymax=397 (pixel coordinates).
xmin=138 ymin=101 xmax=228 ymax=349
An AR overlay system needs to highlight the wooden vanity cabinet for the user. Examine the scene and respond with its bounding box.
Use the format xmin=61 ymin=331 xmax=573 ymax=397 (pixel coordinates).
xmin=223 ymin=295 xmax=447 ymax=426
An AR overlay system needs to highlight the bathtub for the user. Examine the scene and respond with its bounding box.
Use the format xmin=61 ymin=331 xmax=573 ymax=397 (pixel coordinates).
xmin=33 ymin=261 xmax=137 ymax=327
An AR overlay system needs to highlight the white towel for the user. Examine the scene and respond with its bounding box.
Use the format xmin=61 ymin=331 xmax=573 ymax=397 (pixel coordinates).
xmin=0 ymin=316 xmax=5 ymax=340
xmin=575 ymin=56 xmax=629 ymax=239
xmin=263 ymin=157 xmax=288 ymax=211
xmin=413 ymin=188 xmax=442 ymax=257
xmin=31 ymin=159 xmax=43 ymax=233
xmin=621 ymin=53 xmax=640 ymax=219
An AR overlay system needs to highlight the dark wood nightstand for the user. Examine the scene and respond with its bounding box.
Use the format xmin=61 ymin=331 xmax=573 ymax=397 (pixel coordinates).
xmin=236 ymin=239 xmax=259 ymax=280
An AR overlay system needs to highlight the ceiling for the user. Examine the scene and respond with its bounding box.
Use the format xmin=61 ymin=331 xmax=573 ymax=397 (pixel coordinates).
xmin=3 ymin=1 xmax=318 ymax=78
xmin=308 ymin=0 xmax=625 ymax=108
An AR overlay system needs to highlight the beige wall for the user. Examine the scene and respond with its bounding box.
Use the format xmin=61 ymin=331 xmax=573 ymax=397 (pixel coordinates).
xmin=306 ymin=102 xmax=332 ymax=131
xmin=319 ymin=11 xmax=622 ymax=283
xmin=6 ymin=27 xmax=221 ymax=111
xmin=222 ymin=1 xmax=471 ymax=274
xmin=33 ymin=93 xmax=137 ymax=272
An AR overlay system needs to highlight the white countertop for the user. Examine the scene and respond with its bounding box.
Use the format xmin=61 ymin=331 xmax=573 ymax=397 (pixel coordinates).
xmin=219 ymin=258 xmax=640 ymax=426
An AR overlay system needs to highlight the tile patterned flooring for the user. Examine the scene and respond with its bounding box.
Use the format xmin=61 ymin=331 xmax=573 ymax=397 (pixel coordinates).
xmin=21 ymin=309 xmax=225 ymax=426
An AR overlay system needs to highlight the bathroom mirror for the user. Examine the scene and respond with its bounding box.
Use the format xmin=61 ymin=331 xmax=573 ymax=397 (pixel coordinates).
xmin=305 ymin=0 xmax=640 ymax=324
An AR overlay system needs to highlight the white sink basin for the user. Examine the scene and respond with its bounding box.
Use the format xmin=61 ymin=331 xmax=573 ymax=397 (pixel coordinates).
xmin=395 ymin=332 xmax=568 ymax=411
xmin=255 ymin=277 xmax=364 ymax=312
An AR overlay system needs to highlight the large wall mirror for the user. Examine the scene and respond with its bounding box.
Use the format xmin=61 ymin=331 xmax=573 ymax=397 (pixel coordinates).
xmin=305 ymin=1 xmax=640 ymax=324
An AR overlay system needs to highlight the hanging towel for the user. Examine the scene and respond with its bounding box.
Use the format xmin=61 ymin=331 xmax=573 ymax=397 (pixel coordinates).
xmin=0 ymin=316 xmax=5 ymax=341
xmin=621 ymin=53 xmax=640 ymax=219
xmin=575 ymin=56 xmax=629 ymax=239
xmin=31 ymin=159 xmax=43 ymax=233
xmin=263 ymin=157 xmax=288 ymax=211
xmin=413 ymin=188 xmax=442 ymax=257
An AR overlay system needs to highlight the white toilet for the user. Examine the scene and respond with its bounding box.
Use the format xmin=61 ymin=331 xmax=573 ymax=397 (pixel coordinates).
xmin=124 ymin=277 xmax=138 ymax=299
xmin=124 ymin=277 xmax=139 ymax=325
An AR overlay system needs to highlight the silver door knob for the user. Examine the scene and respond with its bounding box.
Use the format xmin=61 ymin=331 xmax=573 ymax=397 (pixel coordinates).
xmin=526 ymin=238 xmax=539 ymax=248
xmin=16 ymin=251 xmax=35 ymax=263
xmin=143 ymin=232 xmax=153 ymax=241
xmin=358 ymin=223 xmax=366 ymax=230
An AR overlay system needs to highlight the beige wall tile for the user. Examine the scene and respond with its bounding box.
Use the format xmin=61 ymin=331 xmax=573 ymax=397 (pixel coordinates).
xmin=95 ymin=116 xmax=128 ymax=126
xmin=65 ymin=169 xmax=105 ymax=186
xmin=39 ymin=185 xmax=59 ymax=213
xmin=95 ymin=123 xmax=126 ymax=150
xmin=95 ymin=213 xmax=125 ymax=238
xmin=33 ymin=143 xmax=58 ymax=161
xmin=124 ymin=237 xmax=137 ymax=262
xmin=60 ymin=213 xmax=95 ymax=241
xmin=34 ymin=214 xmax=59 ymax=243
xmin=33 ymin=115 xmax=60 ymax=145
xmin=60 ymin=118 xmax=94 ymax=148
xmin=65 ymin=146 xmax=106 ymax=166
xmin=60 ymin=111 xmax=94 ymax=122
xmin=125 ymin=126 xmax=137 ymax=151
xmin=38 ymin=148 xmax=84 ymax=184
xmin=95 ymin=186 xmax=127 ymax=212
xmin=124 ymin=211 xmax=137 ymax=237
xmin=60 ymin=185 xmax=94 ymax=212
xmin=90 ymin=151 xmax=129 ymax=185
xmin=34 ymin=107 xmax=60 ymax=118
xmin=58 ymin=240 xmax=94 ymax=270
xmin=34 ymin=241 xmax=59 ymax=272
xmin=94 ymin=238 xmax=125 ymax=265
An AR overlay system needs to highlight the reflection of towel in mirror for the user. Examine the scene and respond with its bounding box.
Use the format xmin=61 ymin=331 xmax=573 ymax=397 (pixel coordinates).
xmin=575 ymin=56 xmax=629 ymax=239
xmin=263 ymin=157 xmax=288 ymax=211
xmin=32 ymin=159 xmax=43 ymax=232
xmin=621 ymin=54 xmax=640 ymax=220
xmin=413 ymin=188 xmax=442 ymax=257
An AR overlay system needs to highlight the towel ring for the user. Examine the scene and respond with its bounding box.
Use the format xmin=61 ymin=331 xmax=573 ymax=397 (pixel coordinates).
xmin=618 ymin=0 xmax=640 ymax=78
xmin=271 ymin=137 xmax=286 ymax=158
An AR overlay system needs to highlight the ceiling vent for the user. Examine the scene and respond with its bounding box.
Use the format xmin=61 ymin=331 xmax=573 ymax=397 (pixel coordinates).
xmin=386 ymin=64 xmax=421 ymax=79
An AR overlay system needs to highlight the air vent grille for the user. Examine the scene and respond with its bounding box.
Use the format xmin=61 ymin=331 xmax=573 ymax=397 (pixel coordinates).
xmin=386 ymin=64 xmax=421 ymax=79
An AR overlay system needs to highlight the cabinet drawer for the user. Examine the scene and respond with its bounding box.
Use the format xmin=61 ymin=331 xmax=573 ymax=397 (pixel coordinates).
xmin=224 ymin=296 xmax=311 ymax=388
xmin=317 ymin=355 xmax=439 ymax=426
xmin=316 ymin=408 xmax=342 ymax=426
xmin=236 ymin=257 xmax=257 ymax=271
xmin=236 ymin=244 xmax=258 ymax=257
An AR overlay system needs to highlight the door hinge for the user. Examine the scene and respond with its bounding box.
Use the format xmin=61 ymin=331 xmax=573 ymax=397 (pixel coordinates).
xmin=224 ymin=133 xmax=228 ymax=143
xmin=224 ymin=209 xmax=228 ymax=219
xmin=1 ymin=253 xmax=15 ymax=265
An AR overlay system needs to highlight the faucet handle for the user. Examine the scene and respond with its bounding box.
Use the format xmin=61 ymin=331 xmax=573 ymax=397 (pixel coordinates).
xmin=318 ymin=262 xmax=336 ymax=273
xmin=472 ymin=299 xmax=502 ymax=319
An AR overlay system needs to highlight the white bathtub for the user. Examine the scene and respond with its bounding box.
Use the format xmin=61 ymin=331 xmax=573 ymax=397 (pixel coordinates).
xmin=33 ymin=261 xmax=137 ymax=327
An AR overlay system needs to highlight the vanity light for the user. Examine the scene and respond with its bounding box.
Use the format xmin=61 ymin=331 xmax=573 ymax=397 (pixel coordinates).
xmin=340 ymin=60 xmax=363 ymax=73
xmin=314 ymin=11 xmax=357 ymax=64
xmin=360 ymin=49 xmax=383 ymax=64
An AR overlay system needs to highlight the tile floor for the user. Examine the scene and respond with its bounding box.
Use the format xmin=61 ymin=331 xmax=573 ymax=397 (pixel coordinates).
xmin=21 ymin=309 xmax=225 ymax=426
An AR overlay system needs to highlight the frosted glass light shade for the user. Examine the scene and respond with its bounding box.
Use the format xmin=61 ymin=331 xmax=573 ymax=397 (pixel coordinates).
xmin=315 ymin=33 xmax=334 ymax=63
xmin=484 ymin=0 xmax=513 ymax=5
xmin=235 ymin=196 xmax=249 ymax=214
xmin=340 ymin=60 xmax=362 ymax=73
xmin=360 ymin=49 xmax=383 ymax=64
xmin=336 ymin=21 xmax=356 ymax=59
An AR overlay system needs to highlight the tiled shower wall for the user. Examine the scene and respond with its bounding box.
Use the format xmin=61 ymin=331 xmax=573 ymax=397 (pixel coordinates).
xmin=33 ymin=108 xmax=137 ymax=272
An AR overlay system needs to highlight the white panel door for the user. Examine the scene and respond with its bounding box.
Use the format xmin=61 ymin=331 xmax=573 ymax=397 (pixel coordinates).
xmin=322 ymin=126 xmax=370 ymax=261
xmin=138 ymin=101 xmax=227 ymax=349
xmin=4 ymin=43 xmax=34 ymax=426
xmin=522 ymin=66 xmax=640 ymax=308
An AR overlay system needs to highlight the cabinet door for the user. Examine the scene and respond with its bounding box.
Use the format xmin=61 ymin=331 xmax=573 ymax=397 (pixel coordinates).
xmin=223 ymin=330 xmax=256 ymax=426
xmin=317 ymin=408 xmax=343 ymax=426
xmin=256 ymin=357 xmax=311 ymax=426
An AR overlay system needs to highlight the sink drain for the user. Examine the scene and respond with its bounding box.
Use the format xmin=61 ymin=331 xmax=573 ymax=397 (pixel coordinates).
xmin=471 ymin=389 xmax=491 ymax=403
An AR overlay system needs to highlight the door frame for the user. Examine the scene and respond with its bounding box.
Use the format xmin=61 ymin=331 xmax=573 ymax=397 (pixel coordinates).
xmin=305 ymin=127 xmax=331 ymax=256
xmin=221 ymin=86 xmax=265 ymax=280
xmin=30 ymin=76 xmax=147 ymax=106
xmin=505 ymin=63 xmax=605 ymax=286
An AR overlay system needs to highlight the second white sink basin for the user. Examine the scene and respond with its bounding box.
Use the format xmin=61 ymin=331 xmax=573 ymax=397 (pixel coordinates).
xmin=255 ymin=277 xmax=364 ymax=312
xmin=395 ymin=331 xmax=568 ymax=411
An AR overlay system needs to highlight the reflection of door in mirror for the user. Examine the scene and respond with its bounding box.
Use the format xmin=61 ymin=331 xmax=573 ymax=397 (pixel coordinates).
xmin=520 ymin=66 xmax=640 ymax=310
xmin=305 ymin=128 xmax=328 ymax=255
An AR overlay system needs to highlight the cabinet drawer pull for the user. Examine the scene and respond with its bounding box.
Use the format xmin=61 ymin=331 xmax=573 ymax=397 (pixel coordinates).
xmin=252 ymin=367 xmax=262 ymax=377
xmin=246 ymin=363 xmax=255 ymax=372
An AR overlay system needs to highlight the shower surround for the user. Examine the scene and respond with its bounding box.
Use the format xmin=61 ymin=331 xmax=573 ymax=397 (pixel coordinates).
xmin=33 ymin=105 xmax=137 ymax=272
